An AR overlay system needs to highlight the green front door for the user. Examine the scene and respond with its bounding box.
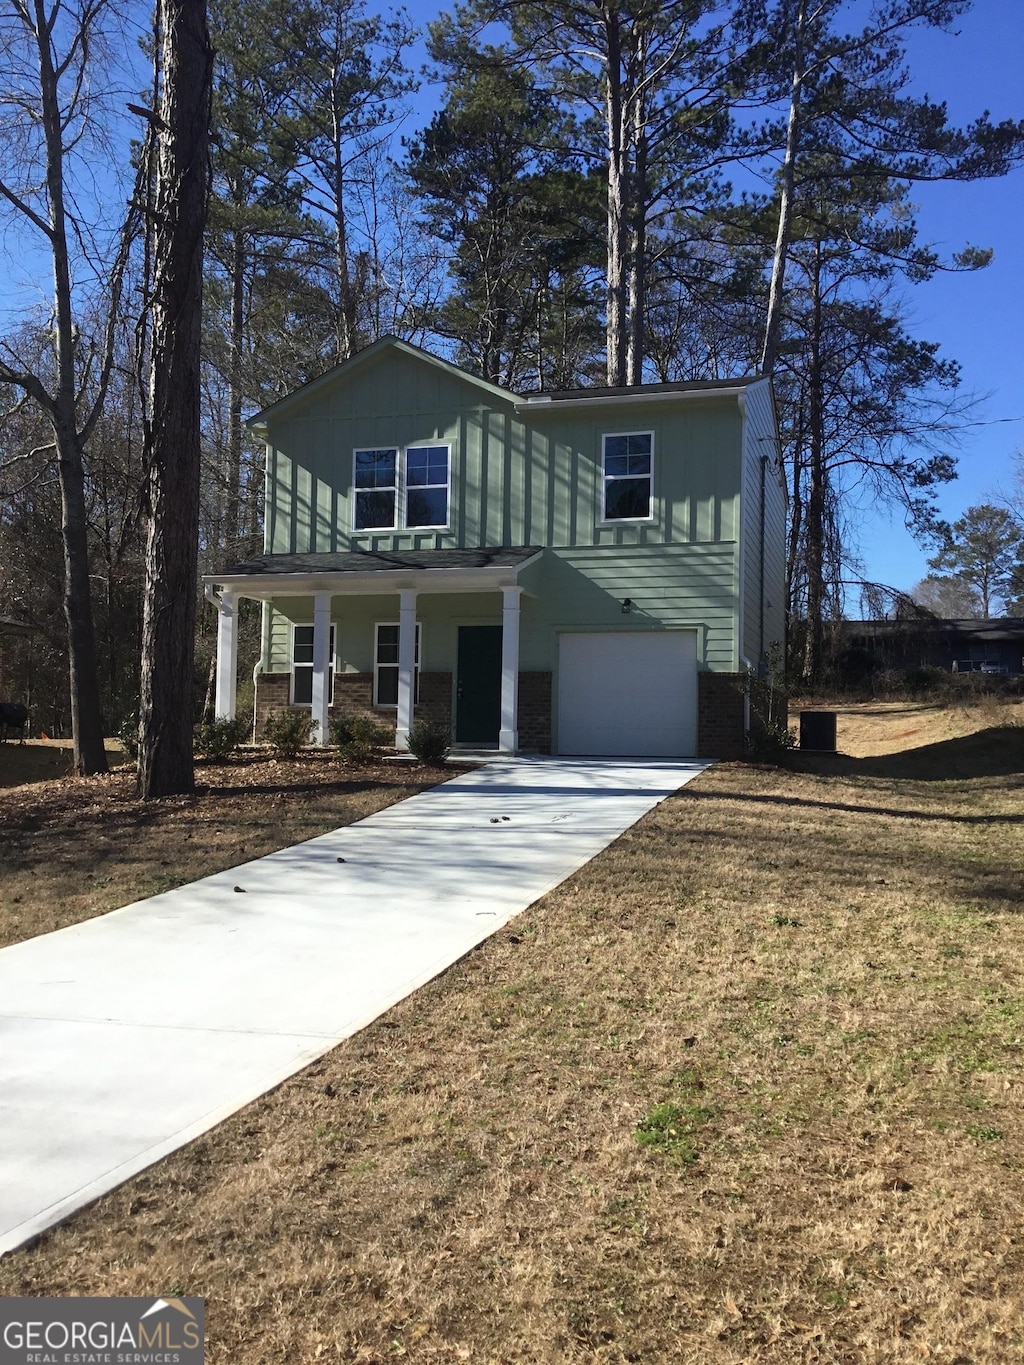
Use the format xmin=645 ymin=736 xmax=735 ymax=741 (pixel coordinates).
xmin=456 ymin=625 xmax=502 ymax=745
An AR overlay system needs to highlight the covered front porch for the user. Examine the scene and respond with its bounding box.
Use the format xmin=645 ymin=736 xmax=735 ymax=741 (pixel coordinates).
xmin=203 ymin=548 xmax=544 ymax=754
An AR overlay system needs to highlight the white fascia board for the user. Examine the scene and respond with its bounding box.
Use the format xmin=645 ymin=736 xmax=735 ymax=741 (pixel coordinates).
xmin=516 ymin=387 xmax=746 ymax=414
xmin=203 ymin=557 xmax=542 ymax=600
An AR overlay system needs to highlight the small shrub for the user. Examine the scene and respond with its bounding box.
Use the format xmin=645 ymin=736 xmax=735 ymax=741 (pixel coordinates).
xmin=407 ymin=718 xmax=451 ymax=766
xmin=263 ymin=708 xmax=315 ymax=757
xmin=117 ymin=714 xmax=139 ymax=764
xmin=744 ymin=642 xmax=796 ymax=762
xmin=193 ymin=715 xmax=247 ymax=762
xmin=330 ymin=712 xmax=392 ymax=765
xmin=746 ymin=719 xmax=797 ymax=762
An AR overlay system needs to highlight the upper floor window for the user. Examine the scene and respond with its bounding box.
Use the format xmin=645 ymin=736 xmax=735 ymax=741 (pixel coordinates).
xmin=354 ymin=448 xmax=398 ymax=529
xmin=603 ymin=432 xmax=653 ymax=521
xmin=354 ymin=444 xmax=450 ymax=531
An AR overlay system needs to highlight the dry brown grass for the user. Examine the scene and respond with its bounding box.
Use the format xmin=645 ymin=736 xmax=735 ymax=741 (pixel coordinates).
xmin=2 ymin=703 xmax=1023 ymax=1363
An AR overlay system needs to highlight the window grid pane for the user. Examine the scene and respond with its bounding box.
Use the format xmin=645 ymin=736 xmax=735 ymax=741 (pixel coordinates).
xmin=375 ymin=624 xmax=421 ymax=706
xmin=355 ymin=489 xmax=396 ymax=530
xmin=406 ymin=487 xmax=448 ymax=528
xmin=603 ymin=433 xmax=652 ymax=521
xmin=354 ymin=449 xmax=397 ymax=489
xmin=292 ymin=626 xmax=335 ymax=706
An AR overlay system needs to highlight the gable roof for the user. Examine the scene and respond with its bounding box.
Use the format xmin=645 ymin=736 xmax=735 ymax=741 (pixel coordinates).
xmin=248 ymin=337 xmax=773 ymax=431
xmin=247 ymin=336 xmax=522 ymax=431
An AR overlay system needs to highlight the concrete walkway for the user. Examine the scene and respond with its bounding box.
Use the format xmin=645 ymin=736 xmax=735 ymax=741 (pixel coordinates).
xmin=0 ymin=756 xmax=706 ymax=1256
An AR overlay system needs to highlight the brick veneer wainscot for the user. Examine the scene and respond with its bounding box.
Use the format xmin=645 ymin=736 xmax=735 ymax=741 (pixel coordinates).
xmin=697 ymin=671 xmax=747 ymax=759
xmin=517 ymin=671 xmax=552 ymax=752
xmin=254 ymin=670 xmax=455 ymax=743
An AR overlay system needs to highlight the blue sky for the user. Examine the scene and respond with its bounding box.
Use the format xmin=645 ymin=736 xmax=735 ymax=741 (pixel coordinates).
xmin=851 ymin=1 xmax=1024 ymax=597
xmin=2 ymin=0 xmax=1019 ymax=605
xmin=401 ymin=0 xmax=1024 ymax=601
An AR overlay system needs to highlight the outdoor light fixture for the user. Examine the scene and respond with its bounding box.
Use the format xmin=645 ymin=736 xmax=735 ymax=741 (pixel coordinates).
xmin=621 ymin=598 xmax=633 ymax=614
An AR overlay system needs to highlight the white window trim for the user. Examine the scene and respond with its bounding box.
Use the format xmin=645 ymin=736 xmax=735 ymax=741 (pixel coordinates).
xmin=352 ymin=447 xmax=399 ymax=532
xmin=353 ymin=444 xmax=452 ymax=533
xmin=290 ymin=622 xmax=337 ymax=706
xmin=402 ymin=442 xmax=452 ymax=530
xmin=600 ymin=430 xmax=656 ymax=525
xmin=373 ymin=620 xmax=422 ymax=708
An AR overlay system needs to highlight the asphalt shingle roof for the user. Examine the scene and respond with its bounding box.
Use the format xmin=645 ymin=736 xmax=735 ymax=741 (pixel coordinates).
xmin=222 ymin=547 xmax=544 ymax=576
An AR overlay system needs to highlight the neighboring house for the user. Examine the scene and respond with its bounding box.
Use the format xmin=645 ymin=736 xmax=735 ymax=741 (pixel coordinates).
xmin=842 ymin=617 xmax=1024 ymax=677
xmin=205 ymin=337 xmax=786 ymax=758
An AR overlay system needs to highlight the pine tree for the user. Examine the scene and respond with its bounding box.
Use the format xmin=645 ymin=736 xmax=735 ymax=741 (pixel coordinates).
xmin=405 ymin=52 xmax=603 ymax=390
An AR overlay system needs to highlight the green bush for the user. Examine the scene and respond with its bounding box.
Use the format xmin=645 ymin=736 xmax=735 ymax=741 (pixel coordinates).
xmin=330 ymin=712 xmax=392 ymax=765
xmin=263 ymin=708 xmax=315 ymax=757
xmin=407 ymin=718 xmax=451 ymax=766
xmin=193 ymin=715 xmax=247 ymax=762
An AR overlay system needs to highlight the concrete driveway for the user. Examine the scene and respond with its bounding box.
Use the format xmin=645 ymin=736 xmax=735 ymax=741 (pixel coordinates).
xmin=0 ymin=756 xmax=707 ymax=1257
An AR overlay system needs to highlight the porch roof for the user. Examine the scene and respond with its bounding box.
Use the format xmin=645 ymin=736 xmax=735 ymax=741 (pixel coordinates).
xmin=205 ymin=547 xmax=544 ymax=599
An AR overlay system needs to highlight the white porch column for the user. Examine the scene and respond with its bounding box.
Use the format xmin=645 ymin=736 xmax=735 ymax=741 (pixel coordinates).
xmin=214 ymin=590 xmax=238 ymax=720
xmin=310 ymin=590 xmax=332 ymax=746
xmin=396 ymin=588 xmax=418 ymax=751
xmin=499 ymin=586 xmax=522 ymax=754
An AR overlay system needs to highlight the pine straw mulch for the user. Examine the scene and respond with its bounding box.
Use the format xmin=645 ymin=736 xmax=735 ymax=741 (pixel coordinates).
xmin=0 ymin=750 xmax=447 ymax=949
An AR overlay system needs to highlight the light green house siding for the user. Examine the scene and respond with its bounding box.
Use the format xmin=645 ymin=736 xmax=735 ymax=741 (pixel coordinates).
xmin=255 ymin=342 xmax=782 ymax=689
xmin=264 ymin=348 xmax=743 ymax=556
xmin=739 ymin=380 xmax=788 ymax=667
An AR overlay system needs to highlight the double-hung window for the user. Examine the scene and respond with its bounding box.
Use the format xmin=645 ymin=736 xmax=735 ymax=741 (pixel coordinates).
xmin=603 ymin=432 xmax=653 ymax=521
xmin=374 ymin=622 xmax=421 ymax=706
xmin=354 ymin=448 xmax=398 ymax=530
xmin=353 ymin=444 xmax=450 ymax=530
xmin=292 ymin=624 xmax=336 ymax=705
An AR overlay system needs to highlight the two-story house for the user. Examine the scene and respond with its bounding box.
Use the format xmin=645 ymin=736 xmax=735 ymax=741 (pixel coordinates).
xmin=204 ymin=336 xmax=786 ymax=758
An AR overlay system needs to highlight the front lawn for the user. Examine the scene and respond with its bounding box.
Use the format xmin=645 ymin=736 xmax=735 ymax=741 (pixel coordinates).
xmin=1 ymin=702 xmax=1023 ymax=1362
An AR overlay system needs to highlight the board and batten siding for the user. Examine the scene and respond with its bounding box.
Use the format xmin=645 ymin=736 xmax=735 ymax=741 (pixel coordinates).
xmin=255 ymin=343 xmax=775 ymax=683
xmin=739 ymin=379 xmax=787 ymax=667
xmin=263 ymin=347 xmax=744 ymax=557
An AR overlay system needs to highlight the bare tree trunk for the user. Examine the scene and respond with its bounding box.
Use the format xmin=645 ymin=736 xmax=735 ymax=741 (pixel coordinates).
xmin=802 ymin=239 xmax=825 ymax=685
xmin=226 ymin=226 xmax=245 ymax=551
xmin=332 ymin=112 xmax=356 ymax=363
xmin=626 ymin=124 xmax=647 ymax=385
xmin=604 ymin=13 xmax=629 ymax=387
xmin=55 ymin=425 xmax=109 ymax=773
xmin=760 ymin=0 xmax=806 ymax=378
xmin=626 ymin=34 xmax=648 ymax=387
xmin=138 ymin=0 xmax=212 ymax=799
xmin=34 ymin=0 xmax=108 ymax=774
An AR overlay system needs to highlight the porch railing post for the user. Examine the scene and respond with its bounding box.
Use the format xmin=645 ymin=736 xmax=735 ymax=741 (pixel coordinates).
xmin=499 ymin=585 xmax=521 ymax=754
xmin=215 ymin=589 xmax=238 ymax=721
xmin=310 ymin=590 xmax=332 ymax=746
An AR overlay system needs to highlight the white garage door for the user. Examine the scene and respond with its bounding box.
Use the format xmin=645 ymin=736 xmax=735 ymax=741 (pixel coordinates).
xmin=557 ymin=630 xmax=698 ymax=757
